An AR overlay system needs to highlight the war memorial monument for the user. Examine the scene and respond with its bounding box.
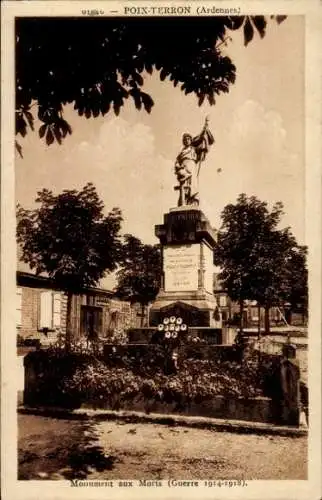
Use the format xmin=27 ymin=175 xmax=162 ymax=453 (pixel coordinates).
xmin=149 ymin=118 xmax=222 ymax=340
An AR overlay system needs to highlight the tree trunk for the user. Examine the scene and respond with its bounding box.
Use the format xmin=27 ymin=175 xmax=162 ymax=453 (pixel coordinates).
xmin=228 ymin=298 xmax=232 ymax=323
xmin=239 ymin=299 xmax=244 ymax=334
xmin=264 ymin=304 xmax=270 ymax=335
xmin=288 ymin=310 xmax=292 ymax=325
xmin=140 ymin=303 xmax=145 ymax=328
xmin=302 ymin=310 xmax=306 ymax=326
xmin=257 ymin=304 xmax=261 ymax=339
xmin=65 ymin=291 xmax=73 ymax=351
xmin=284 ymin=307 xmax=292 ymax=325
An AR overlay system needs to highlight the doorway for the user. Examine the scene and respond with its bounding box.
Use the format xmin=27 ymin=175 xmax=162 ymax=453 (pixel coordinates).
xmin=80 ymin=305 xmax=103 ymax=339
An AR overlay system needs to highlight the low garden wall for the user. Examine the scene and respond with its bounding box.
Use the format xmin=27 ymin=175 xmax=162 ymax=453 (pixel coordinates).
xmin=80 ymin=395 xmax=274 ymax=424
xmin=22 ymin=342 xmax=302 ymax=426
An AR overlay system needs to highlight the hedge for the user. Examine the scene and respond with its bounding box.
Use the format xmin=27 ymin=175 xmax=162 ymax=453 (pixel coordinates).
xmin=23 ymin=343 xmax=275 ymax=410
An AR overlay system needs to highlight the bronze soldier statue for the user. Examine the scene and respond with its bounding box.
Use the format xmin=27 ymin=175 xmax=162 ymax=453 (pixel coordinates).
xmin=174 ymin=117 xmax=215 ymax=207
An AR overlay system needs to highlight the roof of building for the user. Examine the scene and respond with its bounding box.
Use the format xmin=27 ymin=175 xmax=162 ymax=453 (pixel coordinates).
xmin=17 ymin=243 xmax=116 ymax=293
xmin=17 ymin=270 xmax=115 ymax=296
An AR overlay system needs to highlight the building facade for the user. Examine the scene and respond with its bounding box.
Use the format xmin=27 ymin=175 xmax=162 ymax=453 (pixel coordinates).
xmin=213 ymin=274 xmax=304 ymax=329
xmin=17 ymin=271 xmax=141 ymax=344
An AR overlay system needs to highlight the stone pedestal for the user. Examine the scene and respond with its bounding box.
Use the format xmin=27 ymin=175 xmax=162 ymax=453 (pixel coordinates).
xmin=149 ymin=207 xmax=221 ymax=329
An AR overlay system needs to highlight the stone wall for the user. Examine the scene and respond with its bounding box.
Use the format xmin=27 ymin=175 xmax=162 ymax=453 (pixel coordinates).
xmin=80 ymin=396 xmax=274 ymax=425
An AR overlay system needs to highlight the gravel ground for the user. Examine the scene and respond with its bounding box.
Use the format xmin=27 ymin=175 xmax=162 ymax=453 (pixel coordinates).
xmin=18 ymin=414 xmax=307 ymax=481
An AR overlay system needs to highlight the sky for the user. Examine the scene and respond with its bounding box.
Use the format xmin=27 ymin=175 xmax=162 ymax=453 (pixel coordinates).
xmin=15 ymin=16 xmax=305 ymax=286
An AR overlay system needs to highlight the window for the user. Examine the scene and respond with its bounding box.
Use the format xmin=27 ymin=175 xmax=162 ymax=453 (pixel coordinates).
xmin=16 ymin=287 xmax=22 ymax=327
xmin=251 ymin=305 xmax=260 ymax=321
xmin=219 ymin=295 xmax=227 ymax=308
xmin=39 ymin=291 xmax=61 ymax=330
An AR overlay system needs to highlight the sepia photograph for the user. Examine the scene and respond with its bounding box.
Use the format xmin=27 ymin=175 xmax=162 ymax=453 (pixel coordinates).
xmin=1 ymin=2 xmax=321 ymax=499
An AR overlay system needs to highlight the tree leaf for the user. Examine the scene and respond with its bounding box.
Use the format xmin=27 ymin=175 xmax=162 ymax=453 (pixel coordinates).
xmin=24 ymin=110 xmax=34 ymax=131
xmin=113 ymin=102 xmax=120 ymax=116
xmin=275 ymin=15 xmax=287 ymax=24
xmin=39 ymin=123 xmax=47 ymax=138
xmin=207 ymin=92 xmax=215 ymax=105
xmin=16 ymin=114 xmax=27 ymax=137
xmin=65 ymin=121 xmax=72 ymax=135
xmin=243 ymin=17 xmax=254 ymax=46
xmin=92 ymin=105 xmax=100 ymax=118
xmin=145 ymin=61 xmax=153 ymax=74
xmin=133 ymin=92 xmax=142 ymax=110
xmin=133 ymin=72 xmax=144 ymax=86
xmin=53 ymin=124 xmax=62 ymax=145
xmin=228 ymin=16 xmax=245 ymax=30
xmin=15 ymin=140 xmax=23 ymax=158
xmin=101 ymin=101 xmax=110 ymax=116
xmin=141 ymin=92 xmax=153 ymax=113
xmin=252 ymin=16 xmax=267 ymax=38
xmin=46 ymin=127 xmax=54 ymax=146
xmin=160 ymin=68 xmax=169 ymax=81
xmin=198 ymin=93 xmax=205 ymax=106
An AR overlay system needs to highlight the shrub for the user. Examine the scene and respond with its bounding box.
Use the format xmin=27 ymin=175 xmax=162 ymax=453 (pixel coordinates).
xmin=62 ymin=362 xmax=142 ymax=409
xmin=59 ymin=354 xmax=263 ymax=410
xmin=104 ymin=328 xmax=128 ymax=345
xmin=103 ymin=343 xmax=172 ymax=376
xmin=25 ymin=342 xmax=277 ymax=410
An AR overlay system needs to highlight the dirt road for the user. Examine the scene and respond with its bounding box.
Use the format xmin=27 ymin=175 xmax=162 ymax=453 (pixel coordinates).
xmin=18 ymin=414 xmax=307 ymax=481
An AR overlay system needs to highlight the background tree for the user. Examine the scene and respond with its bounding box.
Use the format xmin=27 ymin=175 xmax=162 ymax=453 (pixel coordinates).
xmin=115 ymin=235 xmax=161 ymax=326
xmin=17 ymin=183 xmax=123 ymax=349
xmin=250 ymin=226 xmax=303 ymax=333
xmin=15 ymin=15 xmax=285 ymax=151
xmin=280 ymin=245 xmax=308 ymax=325
xmin=214 ymin=194 xmax=306 ymax=334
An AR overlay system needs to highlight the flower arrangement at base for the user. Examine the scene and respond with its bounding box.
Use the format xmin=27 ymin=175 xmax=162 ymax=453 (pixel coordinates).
xmin=157 ymin=316 xmax=187 ymax=345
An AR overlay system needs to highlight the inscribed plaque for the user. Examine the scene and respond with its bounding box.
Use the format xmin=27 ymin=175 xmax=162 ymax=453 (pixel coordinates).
xmin=163 ymin=244 xmax=199 ymax=292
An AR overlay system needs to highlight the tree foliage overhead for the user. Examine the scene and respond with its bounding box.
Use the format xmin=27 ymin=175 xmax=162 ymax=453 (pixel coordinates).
xmin=16 ymin=183 xmax=123 ymax=292
xmin=116 ymin=234 xmax=161 ymax=311
xmin=16 ymin=15 xmax=286 ymax=149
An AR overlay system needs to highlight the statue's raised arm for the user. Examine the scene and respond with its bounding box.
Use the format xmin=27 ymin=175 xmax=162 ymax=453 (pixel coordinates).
xmin=191 ymin=116 xmax=215 ymax=164
xmin=174 ymin=117 xmax=215 ymax=207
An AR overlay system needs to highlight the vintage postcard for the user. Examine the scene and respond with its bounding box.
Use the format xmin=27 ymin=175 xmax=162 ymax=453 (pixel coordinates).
xmin=1 ymin=1 xmax=321 ymax=499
